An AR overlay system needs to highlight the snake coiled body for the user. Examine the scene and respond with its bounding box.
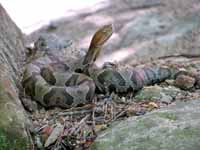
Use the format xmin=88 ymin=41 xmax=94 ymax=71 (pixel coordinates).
xmin=22 ymin=25 xmax=113 ymax=108
xmin=22 ymin=25 xmax=173 ymax=108
xmin=22 ymin=46 xmax=95 ymax=108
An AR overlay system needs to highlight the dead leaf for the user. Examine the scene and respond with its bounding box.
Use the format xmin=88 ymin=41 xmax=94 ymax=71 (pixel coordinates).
xmin=95 ymin=124 xmax=107 ymax=132
xmin=41 ymin=125 xmax=54 ymax=141
xmin=44 ymin=123 xmax=64 ymax=147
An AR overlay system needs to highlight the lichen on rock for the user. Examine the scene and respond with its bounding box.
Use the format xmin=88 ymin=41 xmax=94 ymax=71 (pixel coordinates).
xmin=91 ymin=100 xmax=200 ymax=150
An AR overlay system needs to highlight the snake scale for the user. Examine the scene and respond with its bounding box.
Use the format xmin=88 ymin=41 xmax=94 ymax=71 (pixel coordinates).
xmin=22 ymin=25 xmax=173 ymax=108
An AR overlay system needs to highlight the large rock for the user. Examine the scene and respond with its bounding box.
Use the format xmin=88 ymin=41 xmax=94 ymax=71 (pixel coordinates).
xmin=119 ymin=12 xmax=200 ymax=65
xmin=91 ymin=100 xmax=200 ymax=150
xmin=0 ymin=4 xmax=30 ymax=149
xmin=27 ymin=0 xmax=200 ymax=67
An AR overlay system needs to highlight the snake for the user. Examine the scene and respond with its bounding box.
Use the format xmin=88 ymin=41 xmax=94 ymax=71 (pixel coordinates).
xmin=22 ymin=25 xmax=113 ymax=108
xmin=22 ymin=24 xmax=176 ymax=108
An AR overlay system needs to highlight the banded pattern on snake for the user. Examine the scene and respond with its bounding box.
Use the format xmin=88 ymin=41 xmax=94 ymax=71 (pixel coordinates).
xmin=22 ymin=25 xmax=173 ymax=108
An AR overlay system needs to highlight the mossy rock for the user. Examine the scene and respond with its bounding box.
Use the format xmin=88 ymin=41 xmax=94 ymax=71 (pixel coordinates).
xmin=135 ymin=85 xmax=162 ymax=101
xmin=155 ymin=112 xmax=177 ymax=121
xmin=91 ymin=100 xmax=200 ymax=150
xmin=134 ymin=85 xmax=179 ymax=103
xmin=0 ymin=129 xmax=28 ymax=150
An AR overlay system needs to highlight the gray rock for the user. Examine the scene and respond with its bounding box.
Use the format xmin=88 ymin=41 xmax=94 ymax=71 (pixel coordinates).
xmin=91 ymin=100 xmax=200 ymax=150
xmin=135 ymin=85 xmax=179 ymax=103
xmin=159 ymin=94 xmax=173 ymax=104
xmin=135 ymin=85 xmax=162 ymax=101
xmin=0 ymin=4 xmax=30 ymax=149
xmin=34 ymin=34 xmax=72 ymax=51
xmin=120 ymin=13 xmax=173 ymax=47
xmin=120 ymin=12 xmax=200 ymax=64
xmin=27 ymin=0 xmax=200 ymax=66
xmin=175 ymin=74 xmax=196 ymax=90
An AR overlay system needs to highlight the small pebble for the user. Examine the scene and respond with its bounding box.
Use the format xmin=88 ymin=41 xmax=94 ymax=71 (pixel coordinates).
xmin=164 ymin=79 xmax=174 ymax=86
xmin=175 ymin=74 xmax=195 ymax=90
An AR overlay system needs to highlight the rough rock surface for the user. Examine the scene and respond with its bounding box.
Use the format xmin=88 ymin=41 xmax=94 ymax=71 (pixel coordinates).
xmin=91 ymin=100 xmax=200 ymax=150
xmin=0 ymin=4 xmax=30 ymax=149
xmin=175 ymin=74 xmax=196 ymax=90
xmin=17 ymin=0 xmax=200 ymax=149
xmin=27 ymin=0 xmax=200 ymax=66
xmin=135 ymin=85 xmax=180 ymax=104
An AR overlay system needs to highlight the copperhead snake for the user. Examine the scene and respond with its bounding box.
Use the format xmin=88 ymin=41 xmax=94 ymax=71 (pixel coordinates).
xmin=22 ymin=25 xmax=176 ymax=108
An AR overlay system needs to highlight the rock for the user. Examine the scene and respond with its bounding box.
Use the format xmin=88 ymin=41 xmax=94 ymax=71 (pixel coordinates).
xmin=119 ymin=12 xmax=200 ymax=65
xmin=27 ymin=0 xmax=200 ymax=66
xmin=120 ymin=13 xmax=173 ymax=48
xmin=21 ymin=98 xmax=38 ymax=112
xmin=135 ymin=85 xmax=162 ymax=101
xmin=175 ymin=74 xmax=195 ymax=90
xmin=159 ymin=94 xmax=173 ymax=104
xmin=47 ymin=21 xmax=59 ymax=31
xmin=135 ymin=85 xmax=179 ymax=103
xmin=0 ymin=4 xmax=31 ymax=149
xmin=34 ymin=33 xmax=73 ymax=51
xmin=91 ymin=100 xmax=200 ymax=150
xmin=164 ymin=79 xmax=174 ymax=86
xmin=161 ymin=86 xmax=180 ymax=99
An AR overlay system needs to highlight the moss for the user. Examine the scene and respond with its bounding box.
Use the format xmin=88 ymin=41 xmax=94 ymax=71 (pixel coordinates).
xmin=0 ymin=129 xmax=28 ymax=150
xmin=135 ymin=86 xmax=162 ymax=102
xmin=0 ymin=82 xmax=29 ymax=149
xmin=172 ymin=127 xmax=200 ymax=139
xmin=136 ymin=118 xmax=157 ymax=129
xmin=156 ymin=112 xmax=177 ymax=120
xmin=91 ymin=100 xmax=200 ymax=150
xmin=162 ymin=127 xmax=200 ymax=150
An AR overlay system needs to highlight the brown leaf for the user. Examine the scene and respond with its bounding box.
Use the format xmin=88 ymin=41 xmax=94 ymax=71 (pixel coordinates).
xmin=95 ymin=124 xmax=107 ymax=132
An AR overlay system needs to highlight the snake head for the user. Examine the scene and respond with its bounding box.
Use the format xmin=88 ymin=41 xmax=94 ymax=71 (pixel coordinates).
xmin=82 ymin=24 xmax=113 ymax=66
xmin=90 ymin=24 xmax=113 ymax=48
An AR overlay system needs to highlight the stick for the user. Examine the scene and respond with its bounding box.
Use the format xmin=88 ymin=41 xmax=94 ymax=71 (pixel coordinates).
xmin=70 ymin=114 xmax=91 ymax=135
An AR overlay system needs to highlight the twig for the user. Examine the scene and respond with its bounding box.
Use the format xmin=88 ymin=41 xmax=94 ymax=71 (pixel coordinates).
xmin=58 ymin=109 xmax=92 ymax=116
xmin=92 ymin=97 xmax=97 ymax=128
xmin=70 ymin=114 xmax=91 ymax=135
xmin=37 ymin=124 xmax=49 ymax=133
xmin=114 ymin=110 xmax=127 ymax=121
xmin=26 ymin=127 xmax=35 ymax=150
